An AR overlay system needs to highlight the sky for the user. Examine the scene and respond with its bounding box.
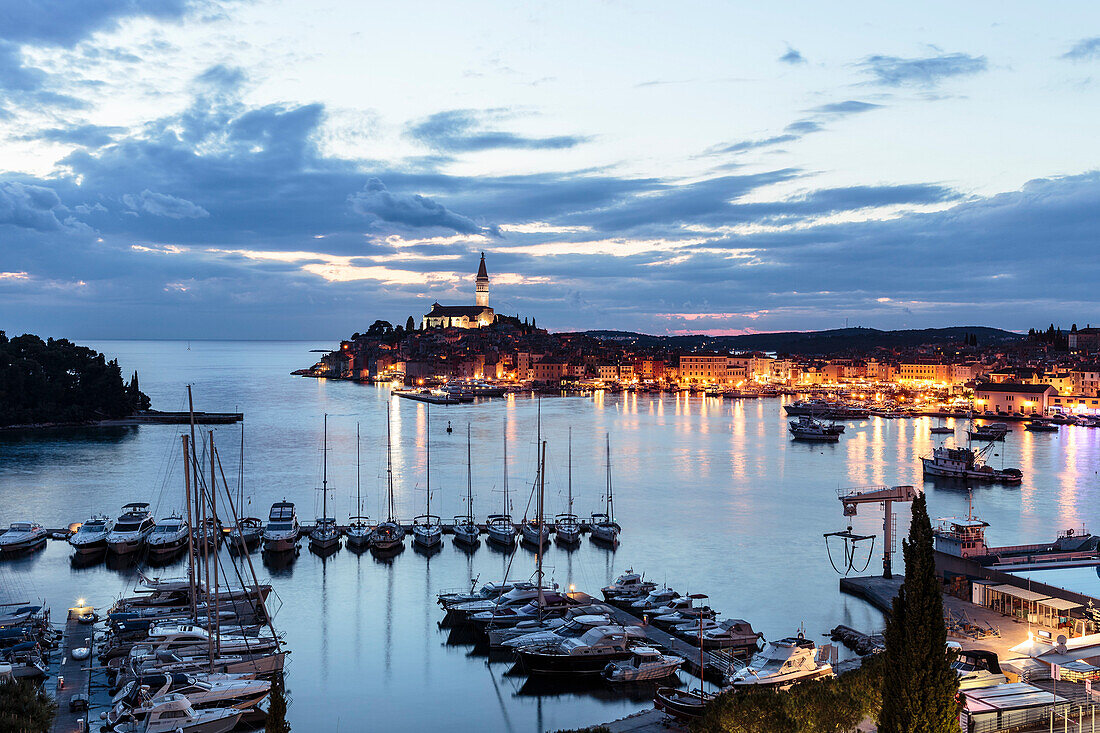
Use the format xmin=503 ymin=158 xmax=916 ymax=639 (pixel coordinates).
xmin=2 ymin=1 xmax=1100 ymax=339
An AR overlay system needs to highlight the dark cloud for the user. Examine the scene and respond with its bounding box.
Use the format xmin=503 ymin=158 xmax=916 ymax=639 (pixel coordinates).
xmin=779 ymin=46 xmax=806 ymax=65
xmin=0 ymin=0 xmax=197 ymax=46
xmin=406 ymin=109 xmax=588 ymax=153
xmin=348 ymin=178 xmax=491 ymax=236
xmin=0 ymin=181 xmax=71 ymax=231
xmin=784 ymin=120 xmax=822 ymax=134
xmin=1063 ymin=37 xmax=1100 ymax=61
xmin=859 ymin=52 xmax=987 ymax=87
xmin=123 ymin=189 xmax=210 ymax=218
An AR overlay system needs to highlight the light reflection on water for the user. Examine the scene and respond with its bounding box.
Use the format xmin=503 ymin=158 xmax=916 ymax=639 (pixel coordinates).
xmin=1 ymin=340 xmax=1098 ymax=731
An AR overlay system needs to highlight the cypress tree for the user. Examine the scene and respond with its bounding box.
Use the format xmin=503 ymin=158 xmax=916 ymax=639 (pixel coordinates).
xmin=877 ymin=493 xmax=959 ymax=733
xmin=265 ymin=673 xmax=292 ymax=733
xmin=406 ymin=315 xmax=415 ymax=332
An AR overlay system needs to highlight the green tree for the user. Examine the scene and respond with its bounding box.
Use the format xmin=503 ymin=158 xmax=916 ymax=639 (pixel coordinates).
xmin=0 ymin=678 xmax=57 ymax=732
xmin=877 ymin=493 xmax=959 ymax=733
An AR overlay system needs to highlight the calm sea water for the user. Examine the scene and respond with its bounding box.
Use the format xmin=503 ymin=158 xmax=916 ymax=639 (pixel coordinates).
xmin=2 ymin=340 xmax=1099 ymax=732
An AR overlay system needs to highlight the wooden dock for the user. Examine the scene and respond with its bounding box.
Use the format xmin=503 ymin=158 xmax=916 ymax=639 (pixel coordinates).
xmin=50 ymin=607 xmax=97 ymax=733
xmin=571 ymin=592 xmax=740 ymax=683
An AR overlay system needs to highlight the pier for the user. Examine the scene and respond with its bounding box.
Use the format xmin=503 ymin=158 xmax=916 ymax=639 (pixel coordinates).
xmin=50 ymin=607 xmax=96 ymax=733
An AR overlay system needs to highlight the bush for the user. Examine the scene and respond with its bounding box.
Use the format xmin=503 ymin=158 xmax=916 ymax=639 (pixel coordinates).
xmin=0 ymin=679 xmax=57 ymax=733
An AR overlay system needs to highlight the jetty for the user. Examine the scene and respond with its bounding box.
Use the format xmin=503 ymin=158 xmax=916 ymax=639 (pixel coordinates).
xmin=50 ymin=606 xmax=97 ymax=733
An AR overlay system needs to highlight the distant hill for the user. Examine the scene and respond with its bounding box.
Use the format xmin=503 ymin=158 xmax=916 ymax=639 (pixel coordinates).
xmin=572 ymin=326 xmax=1022 ymax=355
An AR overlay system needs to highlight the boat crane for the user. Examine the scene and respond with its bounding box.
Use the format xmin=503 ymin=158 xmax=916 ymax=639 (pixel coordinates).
xmin=824 ymin=485 xmax=919 ymax=579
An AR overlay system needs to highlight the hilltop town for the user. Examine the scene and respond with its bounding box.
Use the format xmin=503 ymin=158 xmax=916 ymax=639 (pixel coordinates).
xmin=299 ymin=257 xmax=1100 ymax=416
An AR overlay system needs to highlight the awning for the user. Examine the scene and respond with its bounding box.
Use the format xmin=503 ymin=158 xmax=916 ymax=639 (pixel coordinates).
xmin=990 ymin=584 xmax=1051 ymax=603
xmin=1037 ymin=597 xmax=1082 ymax=612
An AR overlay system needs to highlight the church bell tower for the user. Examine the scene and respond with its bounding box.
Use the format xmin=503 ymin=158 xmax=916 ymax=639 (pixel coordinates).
xmin=475 ymin=253 xmax=490 ymax=307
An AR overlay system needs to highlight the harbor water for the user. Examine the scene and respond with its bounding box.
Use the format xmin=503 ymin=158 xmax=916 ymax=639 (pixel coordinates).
xmin=2 ymin=340 xmax=1098 ymax=731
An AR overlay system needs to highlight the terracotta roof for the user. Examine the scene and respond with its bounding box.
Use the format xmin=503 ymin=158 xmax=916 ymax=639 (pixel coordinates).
xmin=974 ymin=382 xmax=1055 ymax=394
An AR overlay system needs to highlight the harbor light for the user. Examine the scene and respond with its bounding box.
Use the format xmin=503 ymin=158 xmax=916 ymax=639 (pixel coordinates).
xmin=77 ymin=598 xmax=85 ymax=606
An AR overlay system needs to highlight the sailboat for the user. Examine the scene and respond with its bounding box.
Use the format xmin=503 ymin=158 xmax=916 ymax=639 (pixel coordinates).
xmin=412 ymin=403 xmax=443 ymax=550
xmin=309 ymin=414 xmax=341 ymax=553
xmin=228 ymin=424 xmax=262 ymax=554
xmin=521 ymin=399 xmax=552 ymax=548
xmin=346 ymin=423 xmax=373 ymax=549
xmin=589 ymin=433 xmax=620 ymax=545
xmin=554 ymin=428 xmax=581 ymax=546
xmin=369 ymin=402 xmax=406 ymax=552
xmin=485 ymin=423 xmax=517 ymax=547
xmin=452 ymin=424 xmax=480 ymax=547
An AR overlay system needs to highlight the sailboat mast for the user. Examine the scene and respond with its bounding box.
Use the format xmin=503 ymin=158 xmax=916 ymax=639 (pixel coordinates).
xmin=426 ymin=403 xmax=430 ymax=516
xmin=537 ymin=440 xmax=546 ymax=608
xmin=467 ymin=423 xmax=473 ymax=522
xmin=322 ymin=414 xmax=328 ymax=521
xmin=387 ymin=402 xmax=395 ymax=521
xmin=605 ymin=433 xmax=614 ymax=521
xmin=356 ymin=423 xmax=361 ymax=516
xmin=503 ymin=423 xmax=509 ymax=515
xmin=186 ymin=386 xmax=199 ymax=617
xmin=182 ymin=434 xmax=196 ymax=619
xmin=567 ymin=427 xmax=572 ymax=514
xmin=209 ymin=430 xmax=220 ymax=660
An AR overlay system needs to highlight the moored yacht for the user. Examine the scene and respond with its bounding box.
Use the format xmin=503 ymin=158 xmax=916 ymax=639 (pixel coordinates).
xmin=600 ymin=569 xmax=654 ymax=602
xmin=602 ymin=646 xmax=683 ymax=682
xmin=108 ymin=693 xmax=242 ymax=733
xmin=262 ymin=501 xmax=299 ymax=552
xmin=146 ymin=516 xmax=190 ymax=558
xmin=629 ymin=587 xmax=679 ymax=612
xmin=515 ymin=625 xmax=635 ymax=674
xmin=69 ymin=514 xmax=112 ymax=555
xmin=106 ymin=673 xmax=270 ymax=726
xmin=370 ymin=402 xmax=406 ymax=553
xmin=699 ymin=618 xmax=764 ymax=652
xmin=789 ymin=415 xmax=843 ymax=442
xmin=438 ymin=581 xmax=514 ymax=610
xmin=227 ymin=517 xmax=263 ymax=554
xmin=485 ymin=514 xmax=516 ymax=547
xmin=499 ymin=611 xmax=625 ymax=649
xmin=727 ymin=634 xmax=834 ymax=687
xmin=589 ymin=434 xmax=620 ymax=545
xmin=0 ymin=521 xmax=48 ymax=554
xmin=309 ymin=414 xmax=341 ymax=553
xmin=452 ymin=424 xmax=479 ymax=547
xmin=106 ymin=503 xmax=156 ymax=555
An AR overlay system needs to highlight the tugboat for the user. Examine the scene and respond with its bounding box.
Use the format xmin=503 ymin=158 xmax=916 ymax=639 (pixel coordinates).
xmin=921 ymin=445 xmax=1022 ymax=484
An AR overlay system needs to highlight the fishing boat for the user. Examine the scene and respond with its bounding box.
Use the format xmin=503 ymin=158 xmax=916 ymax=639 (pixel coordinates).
xmin=554 ymin=427 xmax=581 ymax=546
xmin=106 ymin=503 xmax=156 ymax=555
xmin=589 ymin=433 xmax=620 ymax=545
xmin=346 ymin=423 xmax=373 ymax=550
xmin=309 ymin=414 xmax=341 ymax=553
xmin=369 ymin=402 xmax=406 ymax=552
xmin=727 ymin=633 xmax=834 ymax=687
xmin=789 ymin=415 xmax=843 ymax=442
xmin=1025 ymin=420 xmax=1059 ymax=433
xmin=968 ymin=422 xmax=1009 ymax=441
xmin=485 ymin=424 xmax=517 ymax=547
xmin=514 ymin=625 xmax=635 ymax=674
xmin=261 ymin=502 xmax=299 ymax=553
xmin=109 ymin=693 xmax=243 ymax=733
xmin=146 ymin=516 xmax=190 ymax=558
xmin=412 ymin=403 xmax=443 ymax=550
xmin=452 ymin=424 xmax=480 ymax=547
xmin=0 ymin=521 xmax=47 ymax=554
xmin=603 ymin=646 xmax=683 ymax=682
xmin=921 ymin=445 xmax=1022 ymax=484
xmin=69 ymin=514 xmax=113 ymax=555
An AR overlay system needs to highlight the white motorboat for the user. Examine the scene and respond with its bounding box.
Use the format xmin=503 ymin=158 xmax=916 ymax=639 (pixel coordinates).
xmin=262 ymin=501 xmax=299 ymax=552
xmin=671 ymin=617 xmax=721 ymax=636
xmin=499 ymin=612 xmax=627 ymax=649
xmin=438 ymin=582 xmax=514 ymax=610
xmin=106 ymin=673 xmax=270 ymax=725
xmin=109 ymin=693 xmax=242 ymax=733
xmin=600 ymin=569 xmax=654 ymax=601
xmin=629 ymin=587 xmax=679 ymax=612
xmin=69 ymin=514 xmax=112 ymax=554
xmin=309 ymin=414 xmax=341 ymax=553
xmin=0 ymin=521 xmax=47 ymax=554
xmin=146 ymin=516 xmax=190 ymax=557
xmin=950 ymin=646 xmax=1008 ymax=690
xmin=727 ymin=634 xmax=834 ymax=687
xmin=589 ymin=434 xmax=620 ymax=545
xmin=921 ymin=445 xmax=1022 ymax=484
xmin=789 ymin=415 xmax=843 ymax=442
xmin=699 ymin=618 xmax=764 ymax=652
xmin=603 ymin=646 xmax=683 ymax=682
xmin=515 ymin=625 xmax=635 ymax=674
xmin=106 ymin=503 xmax=156 ymax=555
xmin=449 ymin=583 xmax=551 ymax=620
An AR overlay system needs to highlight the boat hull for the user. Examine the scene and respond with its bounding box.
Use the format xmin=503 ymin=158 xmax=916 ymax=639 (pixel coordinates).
xmin=0 ymin=536 xmax=48 ymax=554
xmin=517 ymin=649 xmax=632 ymax=674
xmin=452 ymin=526 xmax=480 ymax=547
xmin=921 ymin=458 xmax=1022 ymax=484
xmin=262 ymin=535 xmax=298 ymax=553
xmin=486 ymin=527 xmax=516 ymax=547
xmin=654 ymin=688 xmax=707 ymax=719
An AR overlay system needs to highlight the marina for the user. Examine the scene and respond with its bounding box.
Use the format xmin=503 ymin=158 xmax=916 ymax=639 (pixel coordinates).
xmin=3 ymin=340 xmax=1100 ymax=731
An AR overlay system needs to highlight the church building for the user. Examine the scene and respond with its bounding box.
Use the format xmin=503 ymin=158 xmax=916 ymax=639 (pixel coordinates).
xmin=422 ymin=253 xmax=496 ymax=329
